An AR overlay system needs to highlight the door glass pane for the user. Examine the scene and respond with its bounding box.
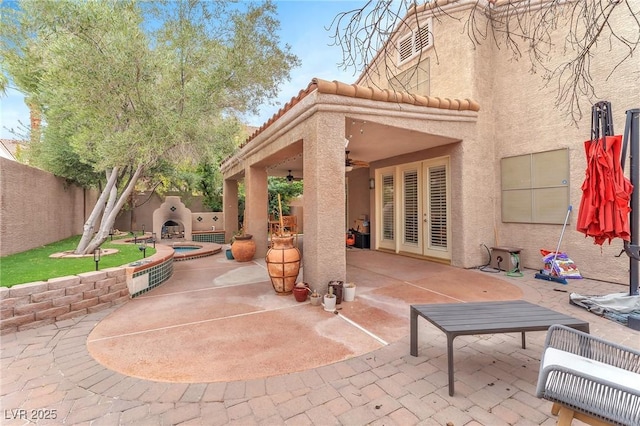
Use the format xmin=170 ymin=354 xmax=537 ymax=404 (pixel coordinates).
xmin=429 ymin=166 xmax=447 ymax=248
xmin=382 ymin=174 xmax=394 ymax=241
xmin=403 ymin=170 xmax=419 ymax=245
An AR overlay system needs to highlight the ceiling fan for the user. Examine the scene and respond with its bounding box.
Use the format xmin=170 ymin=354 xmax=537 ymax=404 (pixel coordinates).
xmin=345 ymin=151 xmax=369 ymax=172
xmin=286 ymin=170 xmax=302 ymax=182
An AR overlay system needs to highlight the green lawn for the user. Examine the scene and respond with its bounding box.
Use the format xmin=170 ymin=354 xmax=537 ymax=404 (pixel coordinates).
xmin=0 ymin=235 xmax=156 ymax=288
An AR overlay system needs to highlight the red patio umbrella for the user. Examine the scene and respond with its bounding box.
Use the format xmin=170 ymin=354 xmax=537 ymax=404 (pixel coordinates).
xmin=576 ymin=102 xmax=634 ymax=245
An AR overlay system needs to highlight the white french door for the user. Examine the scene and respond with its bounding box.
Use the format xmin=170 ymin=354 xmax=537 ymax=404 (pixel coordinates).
xmin=375 ymin=157 xmax=450 ymax=260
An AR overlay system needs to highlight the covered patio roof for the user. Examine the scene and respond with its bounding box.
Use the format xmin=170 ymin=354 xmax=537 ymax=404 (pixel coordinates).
xmin=221 ymin=77 xmax=481 ymax=287
xmin=221 ymin=77 xmax=480 ymax=180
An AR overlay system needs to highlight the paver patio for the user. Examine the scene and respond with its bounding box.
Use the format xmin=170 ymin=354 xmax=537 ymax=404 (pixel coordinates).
xmin=1 ymin=250 xmax=638 ymax=425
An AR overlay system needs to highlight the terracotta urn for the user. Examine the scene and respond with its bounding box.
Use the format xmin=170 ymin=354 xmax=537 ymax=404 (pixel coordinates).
xmin=265 ymin=235 xmax=301 ymax=295
xmin=231 ymin=234 xmax=256 ymax=262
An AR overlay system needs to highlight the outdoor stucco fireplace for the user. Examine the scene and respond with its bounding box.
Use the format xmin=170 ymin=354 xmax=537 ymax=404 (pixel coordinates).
xmin=152 ymin=196 xmax=193 ymax=241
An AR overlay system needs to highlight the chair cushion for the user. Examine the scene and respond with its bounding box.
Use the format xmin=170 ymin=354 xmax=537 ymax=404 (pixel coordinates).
xmin=543 ymin=347 xmax=640 ymax=392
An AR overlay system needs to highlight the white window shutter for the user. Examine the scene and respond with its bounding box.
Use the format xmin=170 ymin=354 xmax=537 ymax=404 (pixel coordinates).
xmin=403 ymin=170 xmax=419 ymax=245
xmin=398 ymin=35 xmax=413 ymax=63
xmin=415 ymin=24 xmax=430 ymax=51
xmin=428 ymin=165 xmax=447 ymax=248
xmin=397 ymin=18 xmax=433 ymax=65
xmin=382 ymin=174 xmax=395 ymax=241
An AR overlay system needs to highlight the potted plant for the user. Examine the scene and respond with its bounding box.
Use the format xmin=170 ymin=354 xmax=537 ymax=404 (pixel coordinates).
xmin=292 ymin=282 xmax=310 ymax=302
xmin=231 ymin=225 xmax=256 ymax=262
xmin=265 ymin=195 xmax=301 ymax=295
xmin=323 ymin=286 xmax=336 ymax=312
xmin=309 ymin=288 xmax=322 ymax=306
xmin=343 ymin=282 xmax=356 ymax=301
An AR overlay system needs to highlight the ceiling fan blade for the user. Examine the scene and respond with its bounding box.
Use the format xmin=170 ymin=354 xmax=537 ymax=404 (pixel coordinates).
xmin=344 ymin=150 xmax=369 ymax=170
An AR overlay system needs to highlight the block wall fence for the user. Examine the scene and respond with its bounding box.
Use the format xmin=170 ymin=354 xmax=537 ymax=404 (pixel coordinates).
xmin=0 ymin=157 xmax=98 ymax=257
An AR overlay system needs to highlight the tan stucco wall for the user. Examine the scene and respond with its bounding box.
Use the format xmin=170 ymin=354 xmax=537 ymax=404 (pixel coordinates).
xmin=113 ymin=191 xmax=221 ymax=233
xmin=302 ymin=112 xmax=348 ymax=286
xmin=0 ymin=158 xmax=96 ymax=256
xmin=359 ymin=9 xmax=477 ymax=100
xmin=488 ymin=5 xmax=636 ymax=283
xmin=357 ymin=2 xmax=636 ymax=283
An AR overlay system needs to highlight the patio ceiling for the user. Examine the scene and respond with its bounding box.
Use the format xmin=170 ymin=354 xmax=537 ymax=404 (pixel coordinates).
xmin=265 ymin=117 xmax=461 ymax=179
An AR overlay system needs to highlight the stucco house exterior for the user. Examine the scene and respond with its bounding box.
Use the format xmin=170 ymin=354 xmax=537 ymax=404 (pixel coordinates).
xmin=221 ymin=0 xmax=638 ymax=289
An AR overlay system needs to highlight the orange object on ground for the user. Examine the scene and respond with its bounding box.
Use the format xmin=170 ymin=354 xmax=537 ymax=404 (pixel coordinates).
xmin=346 ymin=234 xmax=355 ymax=246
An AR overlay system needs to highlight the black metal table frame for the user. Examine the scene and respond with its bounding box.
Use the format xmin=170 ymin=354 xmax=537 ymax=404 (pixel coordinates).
xmin=409 ymin=300 xmax=590 ymax=396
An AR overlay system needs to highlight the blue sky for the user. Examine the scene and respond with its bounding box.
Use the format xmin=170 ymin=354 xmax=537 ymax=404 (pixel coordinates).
xmin=0 ymin=0 xmax=363 ymax=140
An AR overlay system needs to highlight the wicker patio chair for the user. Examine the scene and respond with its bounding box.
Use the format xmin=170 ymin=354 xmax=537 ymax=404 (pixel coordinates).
xmin=536 ymin=324 xmax=640 ymax=426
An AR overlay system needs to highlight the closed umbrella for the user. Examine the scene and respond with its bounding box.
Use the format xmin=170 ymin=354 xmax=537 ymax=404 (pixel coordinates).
xmin=576 ymin=102 xmax=634 ymax=245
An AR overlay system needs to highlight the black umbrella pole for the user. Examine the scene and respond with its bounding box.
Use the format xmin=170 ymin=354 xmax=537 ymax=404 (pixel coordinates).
xmin=628 ymin=109 xmax=639 ymax=296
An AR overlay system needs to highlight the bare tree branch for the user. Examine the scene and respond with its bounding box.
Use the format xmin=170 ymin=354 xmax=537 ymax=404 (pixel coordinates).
xmin=329 ymin=0 xmax=639 ymax=123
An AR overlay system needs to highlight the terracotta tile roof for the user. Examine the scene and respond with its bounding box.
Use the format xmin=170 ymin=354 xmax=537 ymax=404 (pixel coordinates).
xmin=241 ymin=77 xmax=479 ymax=148
xmin=0 ymin=138 xmax=25 ymax=161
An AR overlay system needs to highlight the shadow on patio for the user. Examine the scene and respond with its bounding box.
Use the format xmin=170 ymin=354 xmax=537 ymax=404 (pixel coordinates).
xmin=86 ymin=250 xmax=522 ymax=383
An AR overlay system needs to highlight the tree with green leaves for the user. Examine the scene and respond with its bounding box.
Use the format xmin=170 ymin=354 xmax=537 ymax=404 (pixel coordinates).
xmin=197 ymin=162 xmax=224 ymax=212
xmin=268 ymin=178 xmax=303 ymax=218
xmin=1 ymin=0 xmax=299 ymax=254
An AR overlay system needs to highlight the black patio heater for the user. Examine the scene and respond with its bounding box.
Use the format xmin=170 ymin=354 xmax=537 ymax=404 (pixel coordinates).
xmin=622 ymin=109 xmax=639 ymax=296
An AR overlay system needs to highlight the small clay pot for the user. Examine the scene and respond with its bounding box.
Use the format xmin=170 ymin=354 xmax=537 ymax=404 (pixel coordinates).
xmin=292 ymin=284 xmax=310 ymax=302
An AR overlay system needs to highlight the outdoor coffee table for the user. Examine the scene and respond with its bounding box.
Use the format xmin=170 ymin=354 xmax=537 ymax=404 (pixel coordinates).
xmin=410 ymin=300 xmax=590 ymax=396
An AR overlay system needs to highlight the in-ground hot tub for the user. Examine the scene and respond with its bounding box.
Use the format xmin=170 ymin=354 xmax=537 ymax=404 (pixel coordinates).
xmin=170 ymin=242 xmax=221 ymax=261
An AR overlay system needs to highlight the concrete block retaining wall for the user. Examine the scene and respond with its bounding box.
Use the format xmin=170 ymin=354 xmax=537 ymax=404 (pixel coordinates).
xmin=0 ymin=268 xmax=130 ymax=335
xmin=0 ymin=246 xmax=177 ymax=334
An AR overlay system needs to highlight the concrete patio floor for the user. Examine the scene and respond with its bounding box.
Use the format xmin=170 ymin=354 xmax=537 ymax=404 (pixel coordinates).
xmin=1 ymin=250 xmax=638 ymax=425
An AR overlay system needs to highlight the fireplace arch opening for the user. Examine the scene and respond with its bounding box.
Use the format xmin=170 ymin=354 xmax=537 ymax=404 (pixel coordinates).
xmin=162 ymin=220 xmax=184 ymax=239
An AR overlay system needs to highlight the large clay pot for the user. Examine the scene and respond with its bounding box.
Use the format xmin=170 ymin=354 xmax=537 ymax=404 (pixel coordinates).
xmin=231 ymin=234 xmax=256 ymax=262
xmin=266 ymin=235 xmax=301 ymax=295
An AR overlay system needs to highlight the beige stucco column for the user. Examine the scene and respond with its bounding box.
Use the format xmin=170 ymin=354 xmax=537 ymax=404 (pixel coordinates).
xmin=223 ymin=178 xmax=239 ymax=243
xmin=244 ymin=166 xmax=269 ymax=258
xmin=303 ymin=113 xmax=346 ymax=290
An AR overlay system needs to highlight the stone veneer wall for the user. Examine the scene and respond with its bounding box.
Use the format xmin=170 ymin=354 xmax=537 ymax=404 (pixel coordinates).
xmin=0 ymin=268 xmax=129 ymax=335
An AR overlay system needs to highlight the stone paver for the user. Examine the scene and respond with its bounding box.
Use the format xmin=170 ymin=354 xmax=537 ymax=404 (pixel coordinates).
xmin=1 ymin=267 xmax=638 ymax=425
